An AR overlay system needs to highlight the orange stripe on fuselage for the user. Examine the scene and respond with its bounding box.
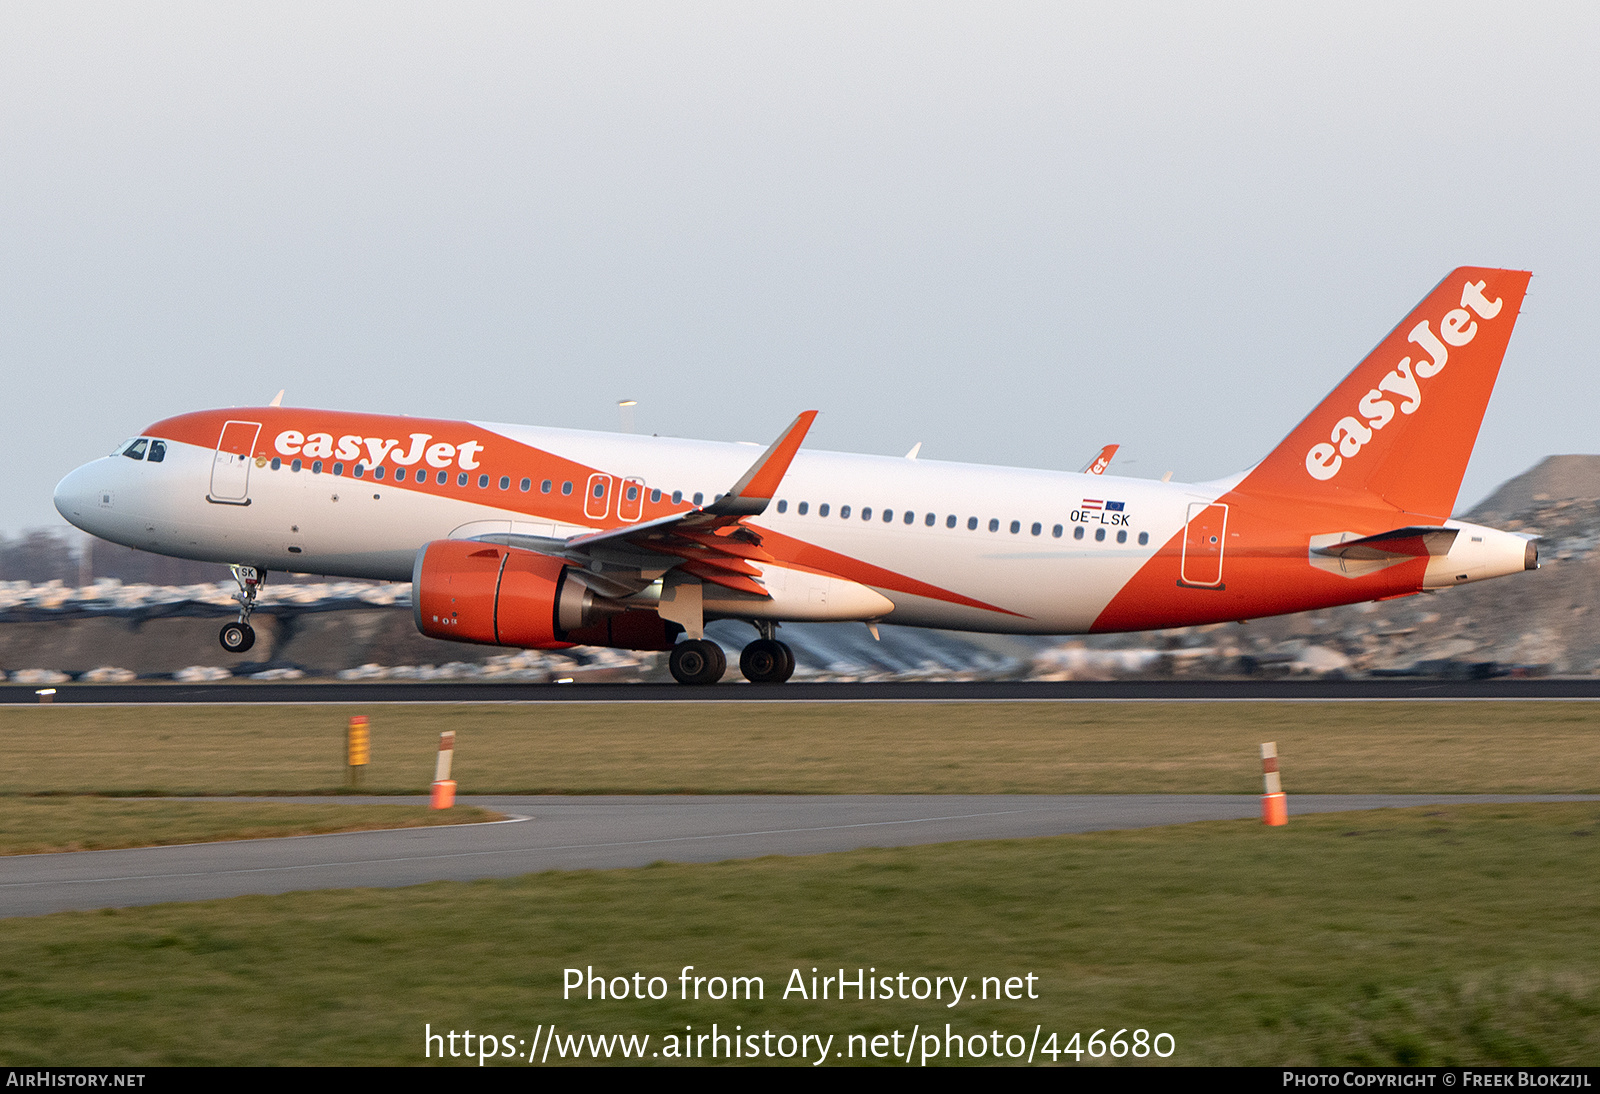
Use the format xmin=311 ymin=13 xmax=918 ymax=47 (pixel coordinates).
xmin=146 ymin=407 xmax=701 ymax=529
xmin=1090 ymin=489 xmax=1430 ymax=632
xmin=750 ymin=528 xmax=1026 ymax=618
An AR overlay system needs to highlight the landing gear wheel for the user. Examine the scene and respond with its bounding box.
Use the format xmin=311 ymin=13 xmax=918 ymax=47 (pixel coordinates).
xmin=740 ymin=638 xmax=795 ymax=683
xmin=669 ymin=639 xmax=726 ymax=685
xmin=219 ymin=621 xmax=256 ymax=654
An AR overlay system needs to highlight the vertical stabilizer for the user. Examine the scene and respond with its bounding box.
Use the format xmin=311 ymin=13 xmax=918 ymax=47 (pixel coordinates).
xmin=1239 ymin=267 xmax=1531 ymax=519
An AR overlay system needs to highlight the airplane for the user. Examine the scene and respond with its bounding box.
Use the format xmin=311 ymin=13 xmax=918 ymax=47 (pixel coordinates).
xmin=53 ymin=267 xmax=1537 ymax=685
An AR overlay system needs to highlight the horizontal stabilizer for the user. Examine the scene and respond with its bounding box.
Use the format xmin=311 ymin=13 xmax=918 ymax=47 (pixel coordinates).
xmin=1312 ymin=526 xmax=1458 ymax=561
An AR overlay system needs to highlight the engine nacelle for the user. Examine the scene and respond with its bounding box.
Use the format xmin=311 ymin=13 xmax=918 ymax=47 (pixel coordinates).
xmin=412 ymin=540 xmax=676 ymax=651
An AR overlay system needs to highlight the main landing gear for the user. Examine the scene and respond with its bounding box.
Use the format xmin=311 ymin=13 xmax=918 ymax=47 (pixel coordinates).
xmin=668 ymin=638 xmax=726 ymax=686
xmin=668 ymin=627 xmax=796 ymax=686
xmin=219 ymin=564 xmax=266 ymax=654
xmin=739 ymin=638 xmax=795 ymax=684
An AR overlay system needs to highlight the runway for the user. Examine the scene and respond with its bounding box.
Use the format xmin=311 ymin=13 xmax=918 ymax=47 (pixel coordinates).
xmin=5 ymin=793 xmax=1596 ymax=919
xmin=4 ymin=678 xmax=1600 ymax=703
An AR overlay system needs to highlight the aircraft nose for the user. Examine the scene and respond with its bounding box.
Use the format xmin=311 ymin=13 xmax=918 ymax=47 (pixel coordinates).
xmin=53 ymin=462 xmax=102 ymax=530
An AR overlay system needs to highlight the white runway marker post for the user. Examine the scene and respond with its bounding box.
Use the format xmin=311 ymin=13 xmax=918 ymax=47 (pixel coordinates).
xmin=430 ymin=730 xmax=456 ymax=809
xmin=1261 ymin=742 xmax=1287 ymax=825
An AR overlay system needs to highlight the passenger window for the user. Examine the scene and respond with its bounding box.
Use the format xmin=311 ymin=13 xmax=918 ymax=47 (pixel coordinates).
xmin=123 ymin=439 xmax=148 ymax=461
xmin=541 ymin=480 xmax=552 ymax=493
xmin=777 ymin=500 xmax=787 ymax=513
xmin=1095 ymin=527 xmax=1106 ymax=542
xmin=333 ymin=462 xmax=344 ymax=476
xmin=270 ymin=457 xmax=282 ymax=471
xmin=312 ymin=460 xmax=322 ymax=475
xmin=671 ymin=490 xmax=682 ymax=504
xmin=293 ymin=459 xmax=304 ymax=472
xmin=988 ymin=519 xmax=999 ymax=532
xmin=1074 ymin=526 xmax=1085 ymax=540
xmin=904 ymin=511 xmax=915 ymax=525
xmin=457 ymin=472 xmax=468 ymax=486
xmin=925 ymin=513 xmax=935 ymax=526
xmin=478 ymin=474 xmax=489 ymax=488
xmin=626 ymin=485 xmax=638 ymax=501
xmin=500 ymin=476 xmax=511 ymax=490
xmin=946 ymin=515 xmax=956 ymax=528
xmin=520 ymin=478 xmax=531 ymax=492
xmin=1009 ymin=520 xmax=1020 ymax=534
xmin=650 ymin=488 xmax=662 ymax=503
xmin=562 ymin=481 xmax=573 ymax=495
xmin=819 ymin=503 xmax=830 ymax=517
xmin=391 ymin=466 xmax=401 ymax=481
xmin=147 ymin=441 xmax=166 ymax=463
xmin=1031 ymin=522 xmax=1042 ymax=536
xmin=593 ymin=482 xmax=605 ymax=498
xmin=1138 ymin=531 xmax=1149 ymax=545
xmin=968 ymin=517 xmax=978 ymax=530
xmin=1117 ymin=530 xmax=1127 ymax=543
xmin=373 ymin=466 xmax=385 ymax=480
xmin=354 ymin=464 xmax=365 ymax=478
xmin=693 ymin=492 xmax=703 ymax=505
xmin=840 ymin=505 xmax=852 ymax=519
xmin=1052 ymin=524 xmax=1062 ymax=538
xmin=798 ymin=502 xmax=809 ymax=515
xmin=862 ymin=507 xmax=872 ymax=520
xmin=438 ymin=471 xmax=448 ymax=485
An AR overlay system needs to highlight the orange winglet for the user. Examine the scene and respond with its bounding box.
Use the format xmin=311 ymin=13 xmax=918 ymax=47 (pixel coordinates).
xmin=703 ymin=411 xmax=818 ymax=516
xmin=1081 ymin=444 xmax=1119 ymax=475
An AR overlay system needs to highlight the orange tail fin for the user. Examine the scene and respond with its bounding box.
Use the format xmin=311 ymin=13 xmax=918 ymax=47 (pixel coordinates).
xmin=1239 ymin=267 xmax=1531 ymax=519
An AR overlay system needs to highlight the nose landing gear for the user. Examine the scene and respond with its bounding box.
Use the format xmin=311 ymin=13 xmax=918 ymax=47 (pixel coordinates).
xmin=219 ymin=564 xmax=266 ymax=653
xmin=219 ymin=620 xmax=255 ymax=653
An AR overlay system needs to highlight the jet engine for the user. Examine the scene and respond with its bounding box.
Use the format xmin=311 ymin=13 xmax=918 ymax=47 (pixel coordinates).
xmin=412 ymin=540 xmax=677 ymax=650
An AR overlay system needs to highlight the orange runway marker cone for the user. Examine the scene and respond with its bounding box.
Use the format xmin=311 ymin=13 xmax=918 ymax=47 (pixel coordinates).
xmin=1261 ymin=742 xmax=1287 ymax=825
xmin=430 ymin=730 xmax=456 ymax=809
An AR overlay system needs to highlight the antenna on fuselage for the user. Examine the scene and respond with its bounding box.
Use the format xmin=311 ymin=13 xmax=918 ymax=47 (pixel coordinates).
xmin=618 ymin=399 xmax=637 ymax=433
xmin=269 ymin=390 xmax=284 ymax=407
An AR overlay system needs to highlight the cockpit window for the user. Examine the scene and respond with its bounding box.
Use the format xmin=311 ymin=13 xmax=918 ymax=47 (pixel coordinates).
xmin=122 ymin=439 xmax=149 ymax=461
xmin=147 ymin=440 xmax=166 ymax=463
xmin=112 ymin=438 xmax=139 ymax=457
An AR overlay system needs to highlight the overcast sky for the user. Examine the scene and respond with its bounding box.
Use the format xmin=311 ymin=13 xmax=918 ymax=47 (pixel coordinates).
xmin=3 ymin=3 xmax=1596 ymax=535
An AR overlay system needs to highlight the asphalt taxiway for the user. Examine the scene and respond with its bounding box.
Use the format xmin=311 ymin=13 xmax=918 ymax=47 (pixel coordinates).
xmin=6 ymin=793 xmax=1597 ymax=919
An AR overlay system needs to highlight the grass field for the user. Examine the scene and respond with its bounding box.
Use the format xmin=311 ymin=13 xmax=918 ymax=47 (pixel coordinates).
xmin=2 ymin=700 xmax=1597 ymax=796
xmin=0 ymin=798 xmax=495 ymax=855
xmin=0 ymin=803 xmax=1596 ymax=1066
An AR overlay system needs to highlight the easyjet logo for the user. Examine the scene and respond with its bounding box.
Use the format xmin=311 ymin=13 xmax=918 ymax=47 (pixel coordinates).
xmin=274 ymin=430 xmax=484 ymax=470
xmin=1304 ymin=280 xmax=1503 ymax=482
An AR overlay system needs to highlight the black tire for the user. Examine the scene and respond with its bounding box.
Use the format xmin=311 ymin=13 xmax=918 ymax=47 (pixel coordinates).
xmin=669 ymin=639 xmax=725 ymax=685
xmin=740 ymin=638 xmax=792 ymax=684
xmin=219 ymin=621 xmax=255 ymax=653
